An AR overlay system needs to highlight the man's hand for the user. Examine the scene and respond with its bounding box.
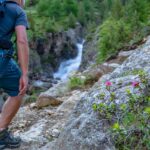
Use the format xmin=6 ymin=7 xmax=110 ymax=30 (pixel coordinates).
xmin=19 ymin=75 xmax=28 ymax=96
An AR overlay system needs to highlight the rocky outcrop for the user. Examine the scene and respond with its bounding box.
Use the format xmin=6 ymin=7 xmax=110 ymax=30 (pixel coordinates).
xmin=45 ymin=36 xmax=150 ymax=150
xmin=29 ymin=24 xmax=84 ymax=79
xmin=80 ymin=29 xmax=99 ymax=71
xmin=29 ymin=49 xmax=43 ymax=76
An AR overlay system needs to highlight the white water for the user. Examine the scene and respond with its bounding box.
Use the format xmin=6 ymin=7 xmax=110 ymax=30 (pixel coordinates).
xmin=53 ymin=41 xmax=84 ymax=80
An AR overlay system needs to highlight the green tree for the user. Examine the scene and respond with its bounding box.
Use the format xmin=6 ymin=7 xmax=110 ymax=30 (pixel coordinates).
xmin=67 ymin=13 xmax=77 ymax=28
xmin=62 ymin=0 xmax=78 ymax=16
xmin=77 ymin=2 xmax=87 ymax=25
xmin=125 ymin=0 xmax=149 ymax=28
xmin=47 ymin=0 xmax=62 ymax=19
xmin=97 ymin=17 xmax=131 ymax=62
xmin=111 ymin=0 xmax=124 ymax=19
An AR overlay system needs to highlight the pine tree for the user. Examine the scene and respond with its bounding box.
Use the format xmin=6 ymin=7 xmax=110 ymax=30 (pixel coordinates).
xmin=48 ymin=0 xmax=62 ymax=19
xmin=125 ymin=0 xmax=149 ymax=30
xmin=77 ymin=2 xmax=87 ymax=25
xmin=67 ymin=13 xmax=77 ymax=28
xmin=111 ymin=0 xmax=124 ymax=19
xmin=62 ymin=0 xmax=78 ymax=16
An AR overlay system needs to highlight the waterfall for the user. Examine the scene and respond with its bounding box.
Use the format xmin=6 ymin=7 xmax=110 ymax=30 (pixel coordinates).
xmin=53 ymin=41 xmax=84 ymax=80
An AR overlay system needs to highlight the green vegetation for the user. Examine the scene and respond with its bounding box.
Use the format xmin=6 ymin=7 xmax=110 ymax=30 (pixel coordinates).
xmin=26 ymin=0 xmax=100 ymax=38
xmin=68 ymin=74 xmax=100 ymax=90
xmin=24 ymin=95 xmax=37 ymax=104
xmin=93 ymin=70 xmax=150 ymax=150
xmin=120 ymin=69 xmax=148 ymax=77
xmin=68 ymin=76 xmax=86 ymax=90
xmin=26 ymin=0 xmax=150 ymax=63
xmin=97 ymin=0 xmax=150 ymax=62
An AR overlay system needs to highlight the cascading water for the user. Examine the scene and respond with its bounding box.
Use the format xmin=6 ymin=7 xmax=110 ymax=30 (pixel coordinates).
xmin=53 ymin=41 xmax=84 ymax=80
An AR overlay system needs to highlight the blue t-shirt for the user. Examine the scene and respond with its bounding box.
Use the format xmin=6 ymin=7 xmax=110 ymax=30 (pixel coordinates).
xmin=0 ymin=1 xmax=29 ymax=41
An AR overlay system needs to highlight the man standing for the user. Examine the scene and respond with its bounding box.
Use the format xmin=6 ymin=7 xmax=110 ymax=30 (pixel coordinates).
xmin=0 ymin=0 xmax=29 ymax=149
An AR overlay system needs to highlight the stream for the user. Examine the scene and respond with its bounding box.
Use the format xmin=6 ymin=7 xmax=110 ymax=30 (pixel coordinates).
xmin=53 ymin=41 xmax=84 ymax=80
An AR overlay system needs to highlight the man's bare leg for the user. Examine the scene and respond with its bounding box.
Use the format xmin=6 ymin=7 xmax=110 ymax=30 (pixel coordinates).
xmin=0 ymin=95 xmax=24 ymax=129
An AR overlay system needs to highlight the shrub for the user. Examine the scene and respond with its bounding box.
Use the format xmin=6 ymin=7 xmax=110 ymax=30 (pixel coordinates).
xmin=97 ymin=0 xmax=150 ymax=63
xmin=93 ymin=70 xmax=150 ymax=149
xmin=68 ymin=76 xmax=86 ymax=90
xmin=97 ymin=17 xmax=131 ymax=62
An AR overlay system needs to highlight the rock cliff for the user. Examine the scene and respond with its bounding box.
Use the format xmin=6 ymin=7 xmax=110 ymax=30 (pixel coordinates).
xmin=29 ymin=24 xmax=83 ymax=79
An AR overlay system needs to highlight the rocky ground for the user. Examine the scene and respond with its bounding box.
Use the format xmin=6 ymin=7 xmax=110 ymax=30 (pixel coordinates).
xmin=8 ymin=90 xmax=86 ymax=150
xmin=46 ymin=37 xmax=150 ymax=150
xmin=3 ymin=36 xmax=148 ymax=150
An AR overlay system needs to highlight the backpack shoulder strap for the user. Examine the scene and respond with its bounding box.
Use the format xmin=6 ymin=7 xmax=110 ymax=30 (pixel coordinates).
xmin=0 ymin=0 xmax=6 ymax=18
xmin=0 ymin=0 xmax=6 ymax=4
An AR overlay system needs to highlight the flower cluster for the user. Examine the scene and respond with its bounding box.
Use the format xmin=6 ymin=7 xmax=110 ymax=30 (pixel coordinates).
xmin=105 ymin=81 xmax=140 ymax=88
xmin=105 ymin=81 xmax=112 ymax=86
xmin=93 ymin=71 xmax=149 ymax=150
xmin=131 ymin=81 xmax=139 ymax=87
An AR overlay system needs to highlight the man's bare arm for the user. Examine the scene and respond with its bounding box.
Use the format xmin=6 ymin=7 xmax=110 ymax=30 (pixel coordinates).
xmin=15 ymin=25 xmax=29 ymax=95
xmin=15 ymin=25 xmax=29 ymax=76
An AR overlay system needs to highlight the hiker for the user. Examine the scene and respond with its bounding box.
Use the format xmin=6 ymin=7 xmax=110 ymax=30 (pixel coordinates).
xmin=0 ymin=0 xmax=29 ymax=149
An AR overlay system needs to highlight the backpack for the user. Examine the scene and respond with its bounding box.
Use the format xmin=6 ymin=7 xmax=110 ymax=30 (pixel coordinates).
xmin=0 ymin=0 xmax=6 ymax=18
xmin=0 ymin=0 xmax=18 ymax=18
xmin=0 ymin=0 xmax=14 ymax=49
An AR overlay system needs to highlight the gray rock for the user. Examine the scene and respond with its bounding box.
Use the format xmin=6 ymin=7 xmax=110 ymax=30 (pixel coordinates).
xmin=103 ymin=63 xmax=120 ymax=68
xmin=44 ymin=36 xmax=150 ymax=150
xmin=39 ymin=80 xmax=70 ymax=99
xmin=80 ymin=29 xmax=99 ymax=71
xmin=18 ymin=119 xmax=48 ymax=143
xmin=29 ymin=49 xmax=43 ymax=76
xmin=118 ymin=50 xmax=135 ymax=57
xmin=32 ymin=80 xmax=52 ymax=89
xmin=50 ymin=129 xmax=60 ymax=138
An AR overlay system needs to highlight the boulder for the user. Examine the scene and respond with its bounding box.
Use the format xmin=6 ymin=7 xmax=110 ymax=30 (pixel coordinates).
xmin=36 ymin=95 xmax=63 ymax=108
xmin=36 ymin=81 xmax=70 ymax=108
xmin=39 ymin=80 xmax=70 ymax=98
